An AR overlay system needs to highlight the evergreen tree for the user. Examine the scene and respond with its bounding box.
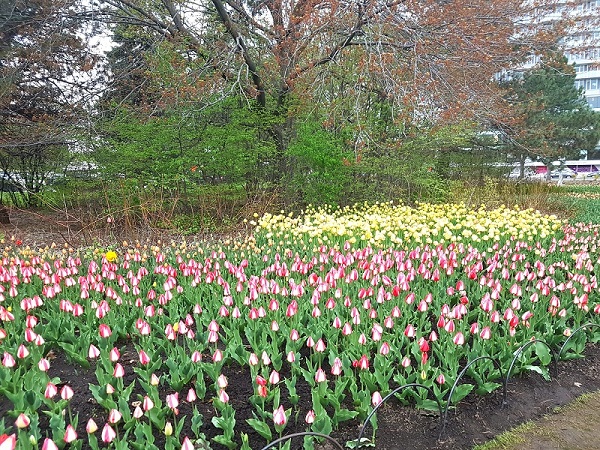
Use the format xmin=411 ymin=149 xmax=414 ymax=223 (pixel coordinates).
xmin=501 ymin=52 xmax=600 ymax=180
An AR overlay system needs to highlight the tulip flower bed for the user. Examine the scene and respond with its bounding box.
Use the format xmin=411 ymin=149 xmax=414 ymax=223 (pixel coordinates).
xmin=1 ymin=201 xmax=600 ymax=450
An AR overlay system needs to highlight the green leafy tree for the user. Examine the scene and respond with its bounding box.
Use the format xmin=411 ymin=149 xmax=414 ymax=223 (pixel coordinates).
xmin=501 ymin=52 xmax=600 ymax=180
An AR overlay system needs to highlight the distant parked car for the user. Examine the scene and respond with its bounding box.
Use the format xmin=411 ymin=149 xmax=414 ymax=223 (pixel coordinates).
xmin=550 ymin=168 xmax=576 ymax=179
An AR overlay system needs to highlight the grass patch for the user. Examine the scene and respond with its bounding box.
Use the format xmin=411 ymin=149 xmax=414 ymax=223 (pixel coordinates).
xmin=472 ymin=391 xmax=600 ymax=450
xmin=472 ymin=422 xmax=535 ymax=450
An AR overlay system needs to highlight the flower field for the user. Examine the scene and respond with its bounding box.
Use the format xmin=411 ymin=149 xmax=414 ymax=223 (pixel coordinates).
xmin=1 ymin=201 xmax=600 ymax=450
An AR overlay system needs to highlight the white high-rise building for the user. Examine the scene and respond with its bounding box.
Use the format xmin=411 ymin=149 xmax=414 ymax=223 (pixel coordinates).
xmin=564 ymin=1 xmax=600 ymax=112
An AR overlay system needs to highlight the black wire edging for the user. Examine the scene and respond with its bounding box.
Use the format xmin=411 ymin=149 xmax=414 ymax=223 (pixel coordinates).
xmin=259 ymin=432 xmax=345 ymax=450
xmin=355 ymin=383 xmax=443 ymax=444
xmin=557 ymin=323 xmax=600 ymax=362
xmin=504 ymin=338 xmax=555 ymax=406
xmin=259 ymin=324 xmax=600 ymax=450
xmin=443 ymin=355 xmax=504 ymax=435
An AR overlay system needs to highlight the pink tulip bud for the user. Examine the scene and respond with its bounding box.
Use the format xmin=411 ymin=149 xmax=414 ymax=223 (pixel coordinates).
xmin=248 ymin=353 xmax=259 ymax=366
xmin=453 ymin=332 xmax=465 ymax=346
xmin=139 ymin=350 xmax=150 ymax=365
xmin=15 ymin=413 xmax=30 ymax=429
xmin=113 ymin=363 xmax=125 ymax=378
xmin=16 ymin=344 xmax=29 ymax=359
xmin=106 ymin=384 xmax=115 ymax=394
xmin=42 ymin=438 xmax=59 ymax=450
xmin=24 ymin=328 xmax=36 ymax=342
xmin=86 ymin=418 xmax=98 ymax=433
xmin=64 ymin=424 xmax=77 ymax=443
xmin=218 ymin=389 xmax=229 ymax=403
xmin=187 ymin=388 xmax=197 ymax=402
xmin=305 ymin=410 xmax=316 ymax=424
xmin=372 ymin=391 xmax=383 ymax=407
xmin=269 ymin=370 xmax=280 ymax=385
xmin=143 ymin=396 xmax=154 ymax=411
xmin=107 ymin=409 xmax=122 ymax=424
xmin=191 ymin=351 xmax=202 ymax=363
xmin=60 ymin=385 xmax=74 ymax=400
xmin=38 ymin=358 xmax=50 ymax=371
xmin=315 ymin=368 xmax=327 ymax=383
xmin=480 ymin=326 xmax=492 ymax=340
xmin=166 ymin=393 xmax=179 ymax=410
xmin=436 ymin=373 xmax=446 ymax=385
xmin=45 ymin=382 xmax=58 ymax=399
xmin=401 ymin=357 xmax=411 ymax=368
xmin=217 ymin=374 xmax=228 ymax=388
xmin=273 ymin=405 xmax=287 ymax=426
xmin=0 ymin=434 xmax=16 ymax=450
xmin=133 ymin=406 xmax=143 ymax=419
xmin=287 ymin=351 xmax=296 ymax=363
xmin=2 ymin=352 xmax=15 ymax=368
xmin=342 ymin=323 xmax=353 ymax=336
xmin=212 ymin=349 xmax=223 ymax=362
xmin=101 ymin=424 xmax=116 ymax=443
xmin=261 ymin=351 xmax=271 ymax=365
xmin=98 ymin=324 xmax=112 ymax=338
xmin=470 ymin=322 xmax=479 ymax=334
xmin=109 ymin=347 xmax=120 ymax=362
xmin=88 ymin=344 xmax=100 ymax=359
xmin=181 ymin=437 xmax=195 ymax=450
xmin=331 ymin=357 xmax=343 ymax=376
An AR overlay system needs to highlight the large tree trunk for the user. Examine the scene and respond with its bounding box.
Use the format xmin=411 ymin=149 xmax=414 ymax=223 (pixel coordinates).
xmin=519 ymin=153 xmax=526 ymax=180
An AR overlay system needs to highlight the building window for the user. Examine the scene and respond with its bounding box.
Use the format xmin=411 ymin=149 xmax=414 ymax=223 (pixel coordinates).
xmin=588 ymin=96 xmax=600 ymax=109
